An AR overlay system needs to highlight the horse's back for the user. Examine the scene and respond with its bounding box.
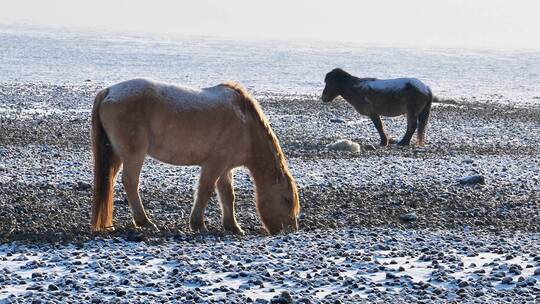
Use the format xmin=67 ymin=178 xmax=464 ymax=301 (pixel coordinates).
xmin=104 ymin=78 xmax=154 ymax=102
xmin=98 ymin=79 xmax=251 ymax=166
xmin=105 ymin=78 xmax=228 ymax=106
xmin=365 ymin=78 xmax=430 ymax=96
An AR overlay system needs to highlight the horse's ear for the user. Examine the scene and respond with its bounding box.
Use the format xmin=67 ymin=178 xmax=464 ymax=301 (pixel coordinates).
xmin=330 ymin=68 xmax=349 ymax=84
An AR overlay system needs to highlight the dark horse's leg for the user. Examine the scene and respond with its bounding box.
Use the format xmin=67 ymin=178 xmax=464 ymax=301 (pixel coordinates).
xmin=416 ymin=102 xmax=432 ymax=146
xmin=370 ymin=115 xmax=390 ymax=146
xmin=398 ymin=112 xmax=418 ymax=146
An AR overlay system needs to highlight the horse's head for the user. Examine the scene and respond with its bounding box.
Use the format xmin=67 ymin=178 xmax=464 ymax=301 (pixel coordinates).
xmin=258 ymin=175 xmax=300 ymax=235
xmin=322 ymin=68 xmax=350 ymax=102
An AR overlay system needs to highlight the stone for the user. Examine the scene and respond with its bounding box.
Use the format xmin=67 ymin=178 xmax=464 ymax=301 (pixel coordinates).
xmin=327 ymin=139 xmax=360 ymax=153
xmin=399 ymin=212 xmax=418 ymax=223
xmin=459 ymin=175 xmax=485 ymax=186
xmin=330 ymin=118 xmax=346 ymax=123
xmin=75 ymin=181 xmax=92 ymax=191
xmin=270 ymin=291 xmax=293 ymax=304
xmin=458 ymin=281 xmax=469 ymax=288
xmin=501 ymin=277 xmax=513 ymax=284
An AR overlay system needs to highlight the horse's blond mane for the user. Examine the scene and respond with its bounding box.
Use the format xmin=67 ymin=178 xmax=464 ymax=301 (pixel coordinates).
xmin=219 ymin=82 xmax=299 ymax=216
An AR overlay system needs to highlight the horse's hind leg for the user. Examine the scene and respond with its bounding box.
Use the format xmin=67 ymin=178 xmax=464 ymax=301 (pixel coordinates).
xmin=121 ymin=152 xmax=157 ymax=230
xmin=398 ymin=112 xmax=418 ymax=146
xmin=190 ymin=165 xmax=223 ymax=233
xmin=416 ymin=102 xmax=432 ymax=146
xmin=216 ymin=170 xmax=243 ymax=235
xmin=370 ymin=115 xmax=390 ymax=146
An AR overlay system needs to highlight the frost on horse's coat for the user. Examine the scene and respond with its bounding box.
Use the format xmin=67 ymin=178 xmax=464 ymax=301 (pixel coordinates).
xmin=106 ymin=78 xmax=237 ymax=111
xmin=357 ymin=78 xmax=430 ymax=96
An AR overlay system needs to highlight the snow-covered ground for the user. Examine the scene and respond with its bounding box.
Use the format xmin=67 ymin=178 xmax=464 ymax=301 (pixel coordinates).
xmin=1 ymin=228 xmax=539 ymax=303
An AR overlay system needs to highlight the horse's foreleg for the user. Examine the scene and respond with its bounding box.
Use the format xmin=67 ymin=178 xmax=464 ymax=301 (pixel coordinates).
xmin=216 ymin=170 xmax=244 ymax=235
xmin=190 ymin=165 xmax=222 ymax=233
xmin=122 ymin=153 xmax=157 ymax=230
xmin=370 ymin=115 xmax=390 ymax=146
xmin=398 ymin=113 xmax=418 ymax=146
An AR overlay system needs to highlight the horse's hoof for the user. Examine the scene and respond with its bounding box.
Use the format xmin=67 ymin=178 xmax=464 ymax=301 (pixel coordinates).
xmin=145 ymin=221 xmax=160 ymax=232
xmin=224 ymin=225 xmax=245 ymax=236
xmin=133 ymin=218 xmax=160 ymax=232
xmin=192 ymin=228 xmax=209 ymax=235
xmin=93 ymin=226 xmax=115 ymax=233
xmin=397 ymin=141 xmax=410 ymax=146
xmin=190 ymin=222 xmax=209 ymax=234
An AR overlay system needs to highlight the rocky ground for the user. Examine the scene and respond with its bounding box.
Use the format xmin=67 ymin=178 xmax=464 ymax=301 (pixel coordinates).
xmin=0 ymin=82 xmax=539 ymax=302
xmin=1 ymin=229 xmax=539 ymax=303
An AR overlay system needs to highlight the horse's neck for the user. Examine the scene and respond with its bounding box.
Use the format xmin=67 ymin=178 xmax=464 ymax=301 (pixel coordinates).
xmin=339 ymin=82 xmax=373 ymax=115
xmin=247 ymin=130 xmax=285 ymax=193
xmin=341 ymin=82 xmax=367 ymax=102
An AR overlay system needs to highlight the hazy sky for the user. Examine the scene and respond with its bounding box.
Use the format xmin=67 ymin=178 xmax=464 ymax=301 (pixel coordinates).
xmin=1 ymin=0 xmax=539 ymax=50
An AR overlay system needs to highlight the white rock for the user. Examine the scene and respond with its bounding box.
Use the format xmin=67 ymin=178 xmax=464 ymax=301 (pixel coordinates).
xmin=327 ymin=139 xmax=360 ymax=153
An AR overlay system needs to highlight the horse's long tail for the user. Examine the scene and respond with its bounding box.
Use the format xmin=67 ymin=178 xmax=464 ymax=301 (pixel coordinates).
xmin=91 ymin=88 xmax=121 ymax=231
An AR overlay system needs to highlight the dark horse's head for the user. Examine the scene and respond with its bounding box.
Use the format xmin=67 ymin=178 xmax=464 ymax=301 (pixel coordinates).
xmin=322 ymin=68 xmax=352 ymax=102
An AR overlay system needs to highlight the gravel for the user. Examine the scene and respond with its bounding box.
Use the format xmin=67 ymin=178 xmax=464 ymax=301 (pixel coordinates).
xmin=1 ymin=228 xmax=539 ymax=303
xmin=0 ymin=82 xmax=539 ymax=302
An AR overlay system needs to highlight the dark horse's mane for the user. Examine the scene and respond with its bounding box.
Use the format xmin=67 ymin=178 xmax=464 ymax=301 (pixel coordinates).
xmin=219 ymin=82 xmax=300 ymax=215
xmin=325 ymin=68 xmax=376 ymax=84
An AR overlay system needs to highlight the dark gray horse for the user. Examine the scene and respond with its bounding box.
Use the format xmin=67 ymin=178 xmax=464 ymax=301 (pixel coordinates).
xmin=322 ymin=68 xmax=433 ymax=146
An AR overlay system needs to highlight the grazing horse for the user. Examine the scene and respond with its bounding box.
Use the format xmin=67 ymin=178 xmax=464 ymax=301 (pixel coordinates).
xmin=91 ymin=79 xmax=299 ymax=235
xmin=322 ymin=68 xmax=433 ymax=146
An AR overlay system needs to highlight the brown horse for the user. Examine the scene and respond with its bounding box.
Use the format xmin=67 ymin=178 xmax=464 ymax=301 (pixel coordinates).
xmin=322 ymin=68 xmax=433 ymax=146
xmin=91 ymin=79 xmax=299 ymax=235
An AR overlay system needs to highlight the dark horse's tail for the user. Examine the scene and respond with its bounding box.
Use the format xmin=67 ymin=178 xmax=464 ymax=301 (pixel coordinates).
xmin=91 ymin=88 xmax=121 ymax=231
xmin=417 ymin=88 xmax=433 ymax=146
xmin=432 ymin=95 xmax=460 ymax=105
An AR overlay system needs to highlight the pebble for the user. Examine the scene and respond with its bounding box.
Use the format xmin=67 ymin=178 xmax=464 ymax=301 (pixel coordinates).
xmin=459 ymin=175 xmax=486 ymax=185
xmin=75 ymin=181 xmax=92 ymax=191
xmin=399 ymin=212 xmax=418 ymax=223
xmin=501 ymin=277 xmax=513 ymax=284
